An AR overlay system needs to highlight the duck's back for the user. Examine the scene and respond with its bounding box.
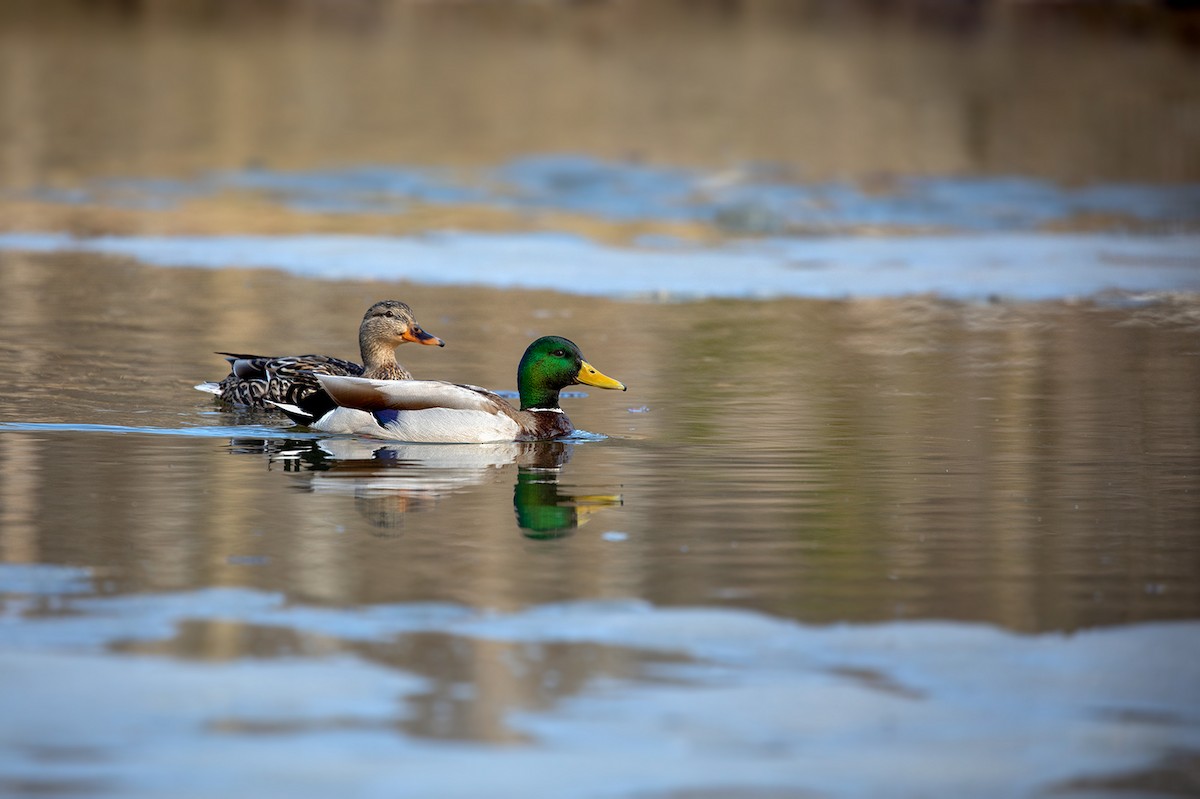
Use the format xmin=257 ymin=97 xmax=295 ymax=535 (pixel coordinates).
xmin=214 ymin=353 xmax=364 ymax=407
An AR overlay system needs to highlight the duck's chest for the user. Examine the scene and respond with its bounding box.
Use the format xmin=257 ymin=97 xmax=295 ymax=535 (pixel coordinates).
xmin=515 ymin=409 xmax=574 ymax=442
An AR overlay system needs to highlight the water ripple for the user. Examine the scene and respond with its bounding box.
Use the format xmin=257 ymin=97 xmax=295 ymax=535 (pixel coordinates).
xmin=0 ymin=422 xmax=307 ymax=439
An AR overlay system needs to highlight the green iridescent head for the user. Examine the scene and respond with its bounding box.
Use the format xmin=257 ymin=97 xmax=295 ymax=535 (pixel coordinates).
xmin=516 ymin=336 xmax=626 ymax=411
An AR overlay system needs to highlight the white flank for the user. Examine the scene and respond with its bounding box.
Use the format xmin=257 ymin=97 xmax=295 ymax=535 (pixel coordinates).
xmin=309 ymin=407 xmax=381 ymax=435
xmin=376 ymin=408 xmax=522 ymax=444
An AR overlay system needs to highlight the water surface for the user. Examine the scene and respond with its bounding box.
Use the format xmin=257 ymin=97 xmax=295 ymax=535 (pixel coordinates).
xmin=3 ymin=220 xmax=1200 ymax=799
xmin=4 ymin=250 xmax=1198 ymax=627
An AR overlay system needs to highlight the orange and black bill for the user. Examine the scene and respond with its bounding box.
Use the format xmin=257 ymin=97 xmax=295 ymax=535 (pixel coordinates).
xmin=403 ymin=325 xmax=445 ymax=347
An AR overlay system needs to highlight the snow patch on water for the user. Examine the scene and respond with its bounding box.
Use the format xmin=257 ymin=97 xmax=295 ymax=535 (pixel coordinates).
xmin=2 ymin=566 xmax=1198 ymax=798
xmin=1 ymin=230 xmax=1197 ymax=301
xmin=0 ymin=563 xmax=94 ymax=596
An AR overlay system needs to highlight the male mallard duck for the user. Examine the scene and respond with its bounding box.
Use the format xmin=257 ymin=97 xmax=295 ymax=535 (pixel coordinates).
xmin=306 ymin=335 xmax=626 ymax=443
xmin=196 ymin=300 xmax=444 ymax=426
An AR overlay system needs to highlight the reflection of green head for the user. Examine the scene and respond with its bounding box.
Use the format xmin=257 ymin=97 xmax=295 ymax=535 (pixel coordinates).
xmin=513 ymin=468 xmax=625 ymax=540
xmin=514 ymin=470 xmax=577 ymax=539
xmin=517 ymin=336 xmax=626 ymax=411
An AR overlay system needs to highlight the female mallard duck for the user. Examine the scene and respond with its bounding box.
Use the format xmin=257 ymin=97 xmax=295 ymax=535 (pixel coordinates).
xmin=307 ymin=335 xmax=626 ymax=443
xmin=196 ymin=300 xmax=444 ymax=427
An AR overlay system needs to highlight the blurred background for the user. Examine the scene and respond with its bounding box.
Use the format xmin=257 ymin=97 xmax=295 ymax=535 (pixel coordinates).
xmin=4 ymin=0 xmax=1198 ymax=276
xmin=3 ymin=0 xmax=1199 ymax=200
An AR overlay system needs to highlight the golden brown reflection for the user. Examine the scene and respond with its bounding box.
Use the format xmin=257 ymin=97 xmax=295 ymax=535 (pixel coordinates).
xmin=1 ymin=0 xmax=1197 ymax=192
xmin=0 ymin=195 xmax=720 ymax=248
xmin=2 ymin=250 xmax=1199 ymax=631
xmin=116 ymin=621 xmax=688 ymax=743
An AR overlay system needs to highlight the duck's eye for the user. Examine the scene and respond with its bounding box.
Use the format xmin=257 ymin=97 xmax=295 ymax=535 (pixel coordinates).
xmin=551 ymin=349 xmax=567 ymax=358
xmin=384 ymin=310 xmax=395 ymax=318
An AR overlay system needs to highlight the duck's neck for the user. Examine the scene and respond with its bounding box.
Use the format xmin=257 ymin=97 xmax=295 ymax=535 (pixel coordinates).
xmin=520 ymin=383 xmax=562 ymax=412
xmin=360 ymin=338 xmax=411 ymax=380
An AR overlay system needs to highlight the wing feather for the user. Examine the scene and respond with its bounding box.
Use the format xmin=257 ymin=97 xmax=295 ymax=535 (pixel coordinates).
xmin=317 ymin=375 xmax=506 ymax=414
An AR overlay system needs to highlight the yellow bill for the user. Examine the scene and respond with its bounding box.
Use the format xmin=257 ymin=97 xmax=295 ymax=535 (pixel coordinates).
xmin=576 ymin=361 xmax=626 ymax=391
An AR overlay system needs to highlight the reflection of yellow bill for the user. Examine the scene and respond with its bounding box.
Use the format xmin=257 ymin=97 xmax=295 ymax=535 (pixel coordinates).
xmin=571 ymin=493 xmax=624 ymax=527
xmin=576 ymin=361 xmax=626 ymax=391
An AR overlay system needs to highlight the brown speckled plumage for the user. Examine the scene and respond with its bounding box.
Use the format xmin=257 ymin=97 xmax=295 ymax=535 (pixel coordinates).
xmin=200 ymin=300 xmax=443 ymax=410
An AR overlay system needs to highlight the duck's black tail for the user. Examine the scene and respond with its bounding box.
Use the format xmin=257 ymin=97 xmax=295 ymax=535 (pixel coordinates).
xmin=268 ymin=388 xmax=340 ymax=427
xmin=267 ymin=401 xmax=314 ymax=426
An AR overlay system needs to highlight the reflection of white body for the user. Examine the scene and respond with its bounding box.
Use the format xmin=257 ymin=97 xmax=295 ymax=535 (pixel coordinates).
xmin=308 ymin=439 xmax=523 ymax=497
